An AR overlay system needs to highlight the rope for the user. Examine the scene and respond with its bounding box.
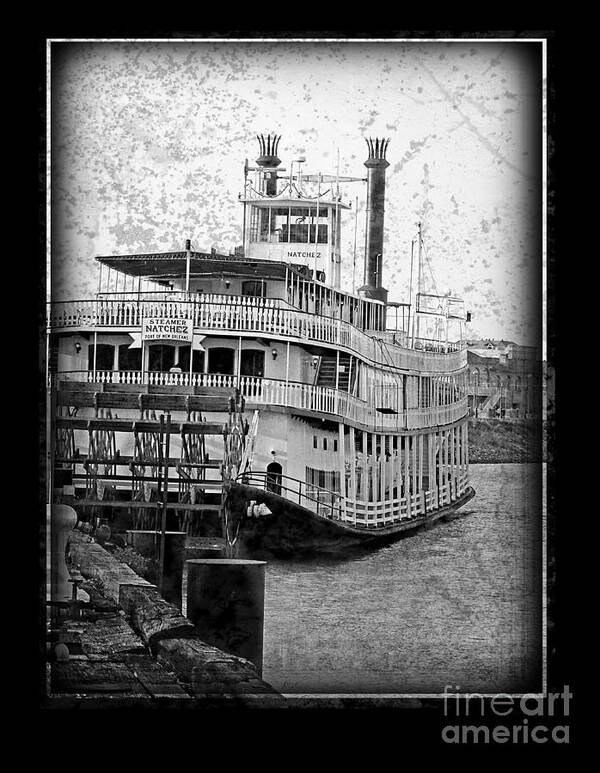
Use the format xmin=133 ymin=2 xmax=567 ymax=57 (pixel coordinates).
xmin=291 ymin=183 xmax=332 ymax=200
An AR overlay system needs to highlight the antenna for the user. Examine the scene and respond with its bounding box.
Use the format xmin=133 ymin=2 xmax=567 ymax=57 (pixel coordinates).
xmin=241 ymin=159 xmax=248 ymax=256
xmin=352 ymin=195 xmax=358 ymax=294
xmin=314 ymin=172 xmax=321 ymax=277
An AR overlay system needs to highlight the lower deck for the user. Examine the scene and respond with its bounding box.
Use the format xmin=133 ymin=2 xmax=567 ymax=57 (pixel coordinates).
xmin=53 ymin=378 xmax=471 ymax=538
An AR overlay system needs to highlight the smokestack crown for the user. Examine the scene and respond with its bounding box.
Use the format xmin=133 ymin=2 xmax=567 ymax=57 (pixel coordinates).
xmin=256 ymin=133 xmax=281 ymax=168
xmin=364 ymin=137 xmax=390 ymax=168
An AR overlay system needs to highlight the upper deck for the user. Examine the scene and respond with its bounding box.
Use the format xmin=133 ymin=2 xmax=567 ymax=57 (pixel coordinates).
xmin=48 ymin=290 xmax=466 ymax=376
xmin=49 ymin=134 xmax=470 ymax=381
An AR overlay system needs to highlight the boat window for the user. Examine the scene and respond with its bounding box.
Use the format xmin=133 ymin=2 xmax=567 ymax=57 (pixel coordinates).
xmin=249 ymin=206 xmax=271 ymax=243
xmin=305 ymin=466 xmax=341 ymax=494
xmin=289 ymin=207 xmax=329 ymax=244
xmin=49 ymin=339 xmax=59 ymax=373
xmin=272 ymin=207 xmax=290 ymax=242
xmin=207 ymin=347 xmax=235 ymax=375
xmin=118 ymin=344 xmax=142 ymax=371
xmin=240 ymin=349 xmax=265 ymax=378
xmin=241 ymin=280 xmax=266 ymax=298
xmin=177 ymin=345 xmax=205 ymax=373
xmin=249 ymin=205 xmax=329 ymax=244
xmin=323 ymin=438 xmax=328 ymax=451
xmin=148 ymin=344 xmax=175 ymax=372
xmin=88 ymin=343 xmax=114 ymax=371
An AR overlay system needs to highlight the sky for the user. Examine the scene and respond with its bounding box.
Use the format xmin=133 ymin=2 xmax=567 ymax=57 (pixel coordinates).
xmin=50 ymin=39 xmax=543 ymax=346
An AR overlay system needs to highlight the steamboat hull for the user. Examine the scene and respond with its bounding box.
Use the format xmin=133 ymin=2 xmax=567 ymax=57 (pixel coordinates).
xmin=229 ymin=483 xmax=476 ymax=556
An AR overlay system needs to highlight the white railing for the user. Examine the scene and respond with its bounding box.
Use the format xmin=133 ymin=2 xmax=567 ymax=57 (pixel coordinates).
xmin=48 ymin=297 xmax=466 ymax=374
xmin=58 ymin=371 xmax=469 ymax=430
xmin=237 ymin=470 xmax=471 ymax=529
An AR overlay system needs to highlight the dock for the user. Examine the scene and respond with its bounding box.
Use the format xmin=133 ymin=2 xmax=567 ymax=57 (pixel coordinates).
xmin=44 ymin=527 xmax=281 ymax=707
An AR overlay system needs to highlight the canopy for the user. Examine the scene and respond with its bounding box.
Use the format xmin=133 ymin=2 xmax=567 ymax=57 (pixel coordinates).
xmin=95 ymin=251 xmax=311 ymax=282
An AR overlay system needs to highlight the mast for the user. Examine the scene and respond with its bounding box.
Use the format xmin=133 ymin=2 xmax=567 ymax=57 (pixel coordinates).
xmin=352 ymin=195 xmax=359 ymax=294
xmin=314 ymin=172 xmax=321 ymax=278
xmin=416 ymin=221 xmax=423 ymax=343
xmin=185 ymin=238 xmax=191 ymax=294
xmin=409 ymin=237 xmax=416 ymax=348
xmin=241 ymin=158 xmax=248 ymax=256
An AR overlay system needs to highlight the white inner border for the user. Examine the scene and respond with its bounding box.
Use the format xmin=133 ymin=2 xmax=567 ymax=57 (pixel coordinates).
xmin=45 ymin=35 xmax=549 ymax=702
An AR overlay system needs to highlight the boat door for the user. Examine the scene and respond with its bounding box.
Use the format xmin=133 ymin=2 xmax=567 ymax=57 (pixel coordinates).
xmin=266 ymin=461 xmax=282 ymax=495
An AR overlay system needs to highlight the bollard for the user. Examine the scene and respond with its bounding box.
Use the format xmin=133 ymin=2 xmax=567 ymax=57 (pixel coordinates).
xmin=181 ymin=545 xmax=224 ymax=619
xmin=126 ymin=530 xmax=186 ymax=609
xmin=51 ymin=504 xmax=78 ymax=603
xmin=185 ymin=559 xmax=266 ymax=675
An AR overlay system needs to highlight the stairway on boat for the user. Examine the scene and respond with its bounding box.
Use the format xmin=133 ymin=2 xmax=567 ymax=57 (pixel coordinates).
xmin=316 ymin=353 xmax=351 ymax=391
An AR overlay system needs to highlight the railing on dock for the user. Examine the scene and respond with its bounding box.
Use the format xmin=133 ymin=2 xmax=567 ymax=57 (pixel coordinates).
xmin=48 ymin=296 xmax=466 ymax=373
xmin=58 ymin=371 xmax=469 ymax=431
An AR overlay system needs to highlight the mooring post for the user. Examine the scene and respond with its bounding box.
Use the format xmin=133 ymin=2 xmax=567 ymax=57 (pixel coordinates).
xmin=51 ymin=504 xmax=78 ymax=603
xmin=185 ymin=559 xmax=267 ymax=674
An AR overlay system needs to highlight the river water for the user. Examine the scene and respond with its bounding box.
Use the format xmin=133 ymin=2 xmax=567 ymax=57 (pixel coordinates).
xmin=262 ymin=463 xmax=543 ymax=695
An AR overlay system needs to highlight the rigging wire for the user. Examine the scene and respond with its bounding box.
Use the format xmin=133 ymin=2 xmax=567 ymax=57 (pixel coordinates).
xmin=421 ymin=235 xmax=440 ymax=297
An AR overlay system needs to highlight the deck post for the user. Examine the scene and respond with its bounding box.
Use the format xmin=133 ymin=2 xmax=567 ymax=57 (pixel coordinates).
xmin=418 ymin=433 xmax=424 ymax=510
xmin=443 ymin=429 xmax=449 ymax=504
xmin=285 ymin=341 xmax=290 ymax=398
xmin=372 ymin=432 xmax=379 ymax=522
xmin=339 ymin=423 xmax=346 ymax=520
xmin=349 ymin=426 xmax=356 ymax=519
xmin=404 ymin=435 xmax=411 ymax=517
xmin=92 ymin=331 xmax=97 ymax=381
xmin=410 ymin=433 xmax=416 ymax=511
xmin=381 ymin=434 xmax=387 ymax=522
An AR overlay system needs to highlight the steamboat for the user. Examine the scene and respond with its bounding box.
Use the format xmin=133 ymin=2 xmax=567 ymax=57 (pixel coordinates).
xmin=48 ymin=133 xmax=475 ymax=556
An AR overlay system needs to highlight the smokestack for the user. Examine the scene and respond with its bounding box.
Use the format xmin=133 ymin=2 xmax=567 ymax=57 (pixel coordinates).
xmin=256 ymin=133 xmax=281 ymax=196
xmin=358 ymin=137 xmax=390 ymax=304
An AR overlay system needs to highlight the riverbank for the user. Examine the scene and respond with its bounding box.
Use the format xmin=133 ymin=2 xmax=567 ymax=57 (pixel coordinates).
xmin=468 ymin=418 xmax=544 ymax=463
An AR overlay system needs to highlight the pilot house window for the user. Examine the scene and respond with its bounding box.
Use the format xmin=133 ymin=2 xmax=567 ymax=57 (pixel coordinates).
xmin=249 ymin=205 xmax=329 ymax=244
